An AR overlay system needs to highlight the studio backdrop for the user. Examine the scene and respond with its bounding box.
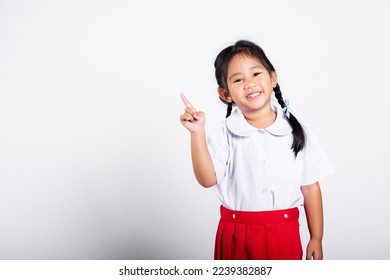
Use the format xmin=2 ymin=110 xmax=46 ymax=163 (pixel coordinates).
xmin=0 ymin=0 xmax=389 ymax=259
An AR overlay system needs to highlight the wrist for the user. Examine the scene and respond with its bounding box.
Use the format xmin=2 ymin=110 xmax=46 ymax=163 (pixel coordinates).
xmin=309 ymin=236 xmax=323 ymax=243
xmin=190 ymin=127 xmax=206 ymax=137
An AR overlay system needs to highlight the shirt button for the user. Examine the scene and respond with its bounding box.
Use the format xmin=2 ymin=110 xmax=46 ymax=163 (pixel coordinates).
xmin=284 ymin=214 xmax=289 ymax=219
xmin=260 ymin=159 xmax=266 ymax=164
xmin=262 ymin=188 xmax=267 ymax=193
xmin=232 ymin=214 xmax=236 ymax=219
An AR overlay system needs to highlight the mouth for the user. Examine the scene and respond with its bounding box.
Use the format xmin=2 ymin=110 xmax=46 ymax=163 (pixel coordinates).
xmin=246 ymin=91 xmax=261 ymax=98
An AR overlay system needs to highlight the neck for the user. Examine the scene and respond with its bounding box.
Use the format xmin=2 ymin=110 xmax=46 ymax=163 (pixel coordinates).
xmin=243 ymin=106 xmax=276 ymax=129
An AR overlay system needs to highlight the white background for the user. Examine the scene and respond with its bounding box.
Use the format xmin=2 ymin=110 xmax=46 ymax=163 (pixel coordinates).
xmin=0 ymin=0 xmax=389 ymax=260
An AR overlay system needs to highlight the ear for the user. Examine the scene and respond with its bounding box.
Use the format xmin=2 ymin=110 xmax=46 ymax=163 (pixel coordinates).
xmin=271 ymin=71 xmax=278 ymax=88
xmin=217 ymin=88 xmax=233 ymax=103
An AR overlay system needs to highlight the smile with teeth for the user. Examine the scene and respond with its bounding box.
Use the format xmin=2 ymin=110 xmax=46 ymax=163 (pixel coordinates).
xmin=247 ymin=91 xmax=261 ymax=98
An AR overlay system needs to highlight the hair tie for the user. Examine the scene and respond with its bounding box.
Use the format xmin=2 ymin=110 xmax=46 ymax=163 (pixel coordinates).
xmin=283 ymin=99 xmax=292 ymax=119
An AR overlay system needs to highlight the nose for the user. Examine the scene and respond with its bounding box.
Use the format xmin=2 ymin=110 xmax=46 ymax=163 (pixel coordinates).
xmin=243 ymin=80 xmax=256 ymax=90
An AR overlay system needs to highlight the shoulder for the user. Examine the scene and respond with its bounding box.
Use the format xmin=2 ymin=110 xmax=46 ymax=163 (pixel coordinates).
xmin=300 ymin=125 xmax=334 ymax=184
xmin=207 ymin=119 xmax=231 ymax=156
xmin=211 ymin=118 xmax=227 ymax=132
xmin=301 ymin=125 xmax=328 ymax=156
xmin=302 ymin=125 xmax=319 ymax=143
xmin=208 ymin=119 xmax=229 ymax=140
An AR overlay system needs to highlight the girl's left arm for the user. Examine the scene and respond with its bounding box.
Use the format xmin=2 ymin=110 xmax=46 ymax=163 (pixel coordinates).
xmin=300 ymin=182 xmax=324 ymax=260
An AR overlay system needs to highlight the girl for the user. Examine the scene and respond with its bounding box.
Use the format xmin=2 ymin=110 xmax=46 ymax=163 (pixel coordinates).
xmin=180 ymin=40 xmax=333 ymax=260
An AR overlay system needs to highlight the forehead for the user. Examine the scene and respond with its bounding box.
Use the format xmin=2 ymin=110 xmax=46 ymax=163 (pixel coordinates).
xmin=228 ymin=53 xmax=265 ymax=72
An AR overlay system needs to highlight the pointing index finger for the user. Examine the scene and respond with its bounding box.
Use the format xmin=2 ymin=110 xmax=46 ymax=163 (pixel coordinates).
xmin=180 ymin=93 xmax=196 ymax=110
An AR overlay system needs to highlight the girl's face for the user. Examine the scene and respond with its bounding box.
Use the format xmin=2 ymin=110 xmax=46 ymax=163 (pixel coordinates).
xmin=219 ymin=54 xmax=277 ymax=116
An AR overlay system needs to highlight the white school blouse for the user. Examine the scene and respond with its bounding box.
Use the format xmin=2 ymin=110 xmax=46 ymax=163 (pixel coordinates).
xmin=207 ymin=104 xmax=334 ymax=211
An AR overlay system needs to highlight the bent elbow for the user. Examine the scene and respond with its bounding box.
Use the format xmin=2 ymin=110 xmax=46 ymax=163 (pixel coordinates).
xmin=197 ymin=176 xmax=217 ymax=189
xmin=200 ymin=182 xmax=215 ymax=188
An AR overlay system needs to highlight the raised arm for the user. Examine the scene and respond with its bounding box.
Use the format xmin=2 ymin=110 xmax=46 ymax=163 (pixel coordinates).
xmin=180 ymin=93 xmax=217 ymax=188
xmin=300 ymin=182 xmax=324 ymax=260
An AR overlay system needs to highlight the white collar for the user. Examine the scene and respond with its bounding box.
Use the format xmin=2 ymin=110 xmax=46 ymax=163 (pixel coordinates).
xmin=226 ymin=104 xmax=292 ymax=137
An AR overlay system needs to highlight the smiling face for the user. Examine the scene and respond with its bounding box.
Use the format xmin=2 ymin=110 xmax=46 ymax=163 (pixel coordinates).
xmin=218 ymin=53 xmax=278 ymax=118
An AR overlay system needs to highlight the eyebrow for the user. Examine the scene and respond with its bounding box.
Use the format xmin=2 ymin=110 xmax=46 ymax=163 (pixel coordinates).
xmin=228 ymin=65 xmax=265 ymax=81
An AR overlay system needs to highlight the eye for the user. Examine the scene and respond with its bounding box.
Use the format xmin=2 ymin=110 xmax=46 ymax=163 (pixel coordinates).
xmin=253 ymin=72 xmax=262 ymax=77
xmin=233 ymin=78 xmax=243 ymax=83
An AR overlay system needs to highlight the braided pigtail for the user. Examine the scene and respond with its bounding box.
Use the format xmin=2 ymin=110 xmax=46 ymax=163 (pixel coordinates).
xmin=226 ymin=102 xmax=233 ymax=118
xmin=274 ymin=84 xmax=306 ymax=157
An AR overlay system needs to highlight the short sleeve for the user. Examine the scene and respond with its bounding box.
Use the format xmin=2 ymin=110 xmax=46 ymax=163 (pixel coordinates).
xmin=301 ymin=127 xmax=334 ymax=186
xmin=207 ymin=122 xmax=230 ymax=184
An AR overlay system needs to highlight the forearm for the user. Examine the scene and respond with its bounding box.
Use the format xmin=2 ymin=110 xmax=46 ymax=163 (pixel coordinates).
xmin=190 ymin=129 xmax=217 ymax=188
xmin=301 ymin=182 xmax=324 ymax=260
xmin=301 ymin=183 xmax=324 ymax=241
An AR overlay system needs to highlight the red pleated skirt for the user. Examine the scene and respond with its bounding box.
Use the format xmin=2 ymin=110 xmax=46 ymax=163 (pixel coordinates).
xmin=214 ymin=205 xmax=303 ymax=260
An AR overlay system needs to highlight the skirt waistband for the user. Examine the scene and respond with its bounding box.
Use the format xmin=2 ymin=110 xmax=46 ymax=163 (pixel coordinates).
xmin=220 ymin=205 xmax=299 ymax=224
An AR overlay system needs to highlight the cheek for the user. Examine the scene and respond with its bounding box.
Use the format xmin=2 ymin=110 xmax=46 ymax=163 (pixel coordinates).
xmin=262 ymin=78 xmax=276 ymax=89
xmin=227 ymin=85 xmax=239 ymax=95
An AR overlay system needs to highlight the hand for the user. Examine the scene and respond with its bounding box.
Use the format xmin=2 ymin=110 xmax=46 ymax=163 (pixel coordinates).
xmin=179 ymin=93 xmax=206 ymax=133
xmin=306 ymin=239 xmax=323 ymax=260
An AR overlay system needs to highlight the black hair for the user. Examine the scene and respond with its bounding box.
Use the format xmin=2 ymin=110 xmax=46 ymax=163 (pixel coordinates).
xmin=214 ymin=40 xmax=306 ymax=157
